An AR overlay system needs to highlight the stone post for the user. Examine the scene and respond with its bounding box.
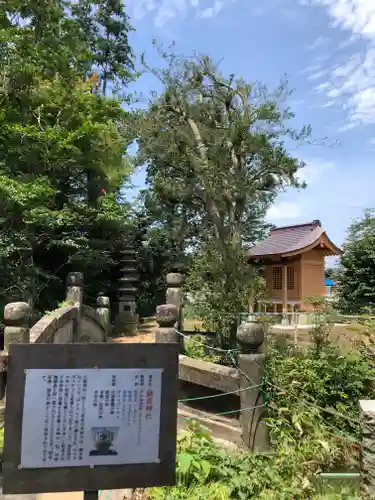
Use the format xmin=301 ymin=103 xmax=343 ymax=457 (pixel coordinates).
xmin=166 ymin=272 xmax=184 ymax=330
xmin=236 ymin=321 xmax=269 ymax=452
xmin=115 ymin=247 xmax=139 ymax=336
xmin=66 ymin=271 xmax=84 ymax=305
xmin=4 ymin=302 xmax=31 ymax=350
xmin=155 ymin=304 xmax=179 ymax=345
xmin=360 ymin=400 xmax=375 ymax=499
xmin=66 ymin=272 xmax=84 ymax=341
xmin=96 ymin=294 xmax=110 ymax=340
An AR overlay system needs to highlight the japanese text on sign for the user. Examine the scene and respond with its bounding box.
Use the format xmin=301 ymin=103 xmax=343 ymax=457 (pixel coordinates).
xmin=20 ymin=368 xmax=162 ymax=469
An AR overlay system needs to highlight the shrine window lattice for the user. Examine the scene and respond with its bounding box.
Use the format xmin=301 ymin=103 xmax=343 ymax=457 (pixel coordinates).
xmin=287 ymin=266 xmax=295 ymax=291
xmin=272 ymin=266 xmax=295 ymax=291
xmin=272 ymin=267 xmax=283 ymax=290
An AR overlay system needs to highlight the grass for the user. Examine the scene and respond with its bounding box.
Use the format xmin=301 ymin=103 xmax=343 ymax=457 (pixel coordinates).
xmin=270 ymin=322 xmax=367 ymax=352
xmin=122 ymin=315 xmax=367 ymax=353
xmin=183 ymin=317 xmax=205 ymax=332
xmin=315 ymin=477 xmax=360 ymax=499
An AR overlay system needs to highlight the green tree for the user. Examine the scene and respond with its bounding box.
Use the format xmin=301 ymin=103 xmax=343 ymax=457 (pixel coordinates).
xmin=70 ymin=0 xmax=135 ymax=96
xmin=137 ymin=49 xmax=309 ymax=343
xmin=0 ymin=0 xmax=135 ymax=316
xmin=325 ymin=267 xmax=336 ymax=280
xmin=336 ymin=210 xmax=375 ymax=313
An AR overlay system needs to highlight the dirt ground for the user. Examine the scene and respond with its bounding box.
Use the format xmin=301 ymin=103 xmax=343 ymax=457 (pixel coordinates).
xmin=111 ymin=317 xmax=205 ymax=344
xmin=111 ymin=318 xmax=157 ymax=344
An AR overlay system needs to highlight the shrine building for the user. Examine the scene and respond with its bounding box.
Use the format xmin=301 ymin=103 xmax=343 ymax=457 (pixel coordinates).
xmin=248 ymin=220 xmax=342 ymax=314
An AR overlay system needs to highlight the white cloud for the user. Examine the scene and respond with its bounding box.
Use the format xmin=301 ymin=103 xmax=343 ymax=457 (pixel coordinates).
xmin=308 ymin=35 xmax=331 ymax=50
xmin=266 ymin=158 xmax=334 ymax=222
xmin=267 ymin=201 xmax=304 ymax=220
xmin=297 ymin=158 xmax=334 ymax=184
xmin=306 ymin=1 xmax=375 ymax=127
xmin=320 ymin=100 xmax=335 ymax=107
xmin=337 ymin=121 xmax=357 ymax=132
xmin=300 ymin=63 xmax=322 ymax=75
xmin=312 ymin=0 xmax=375 ymax=36
xmin=307 ymin=69 xmax=328 ymax=81
xmin=200 ymin=0 xmax=223 ymax=18
xmin=314 ymin=81 xmax=331 ymax=93
xmin=128 ymin=0 xmax=230 ymax=26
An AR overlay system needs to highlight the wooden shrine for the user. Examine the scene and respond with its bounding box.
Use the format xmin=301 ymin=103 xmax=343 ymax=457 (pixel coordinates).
xmin=248 ymin=220 xmax=342 ymax=314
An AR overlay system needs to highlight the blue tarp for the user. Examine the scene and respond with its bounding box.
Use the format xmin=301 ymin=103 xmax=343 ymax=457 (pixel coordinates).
xmin=325 ymin=278 xmax=335 ymax=287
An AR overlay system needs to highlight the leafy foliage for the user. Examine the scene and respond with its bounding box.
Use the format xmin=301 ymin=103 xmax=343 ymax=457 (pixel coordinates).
xmin=149 ymin=337 xmax=374 ymax=499
xmin=304 ymin=296 xmax=334 ymax=354
xmin=186 ymin=248 xmax=267 ymax=344
xmin=265 ymin=341 xmax=374 ymax=442
xmin=69 ymin=0 xmax=135 ymax=95
xmin=136 ymin=221 xmax=192 ymax=317
xmin=336 ymin=210 xmax=375 ymax=313
xmin=183 ymin=334 xmax=221 ymax=363
xmin=0 ymin=0 xmax=135 ymax=316
xmin=137 ymin=47 xmax=309 ymax=343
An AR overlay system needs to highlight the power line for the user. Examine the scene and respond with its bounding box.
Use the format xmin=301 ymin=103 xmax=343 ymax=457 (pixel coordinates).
xmin=177 ymin=329 xmax=366 ymax=435
xmin=176 ymin=328 xmax=240 ymax=354
xmin=178 ymin=382 xmax=261 ymax=403
xmin=178 ymin=403 xmax=266 ymax=419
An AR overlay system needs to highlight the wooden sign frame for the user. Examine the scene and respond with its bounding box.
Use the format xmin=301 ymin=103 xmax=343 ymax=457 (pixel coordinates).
xmin=3 ymin=342 xmax=179 ymax=495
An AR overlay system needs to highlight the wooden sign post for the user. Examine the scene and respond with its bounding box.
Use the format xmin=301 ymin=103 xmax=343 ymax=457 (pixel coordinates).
xmin=2 ymin=342 xmax=179 ymax=496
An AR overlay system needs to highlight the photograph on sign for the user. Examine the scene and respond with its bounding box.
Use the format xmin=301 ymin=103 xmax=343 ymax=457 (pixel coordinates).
xmin=21 ymin=368 xmax=162 ymax=469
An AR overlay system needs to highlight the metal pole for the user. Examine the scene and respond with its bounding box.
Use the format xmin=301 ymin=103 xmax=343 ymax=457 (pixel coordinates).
xmin=318 ymin=473 xmax=360 ymax=478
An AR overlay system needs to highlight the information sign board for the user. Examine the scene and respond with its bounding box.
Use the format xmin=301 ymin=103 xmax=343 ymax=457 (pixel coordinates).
xmin=3 ymin=342 xmax=179 ymax=495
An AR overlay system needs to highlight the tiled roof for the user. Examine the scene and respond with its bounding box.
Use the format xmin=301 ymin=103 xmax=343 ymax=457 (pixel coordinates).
xmin=249 ymin=221 xmax=327 ymax=257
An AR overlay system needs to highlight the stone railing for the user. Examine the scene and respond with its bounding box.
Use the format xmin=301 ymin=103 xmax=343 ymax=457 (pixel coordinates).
xmin=30 ymin=305 xmax=77 ymax=344
xmin=0 ymin=272 xmax=111 ymax=447
xmin=155 ymin=303 xmax=269 ymax=452
xmin=11 ymin=272 xmax=110 ymax=346
xmin=179 ymin=355 xmax=239 ymax=393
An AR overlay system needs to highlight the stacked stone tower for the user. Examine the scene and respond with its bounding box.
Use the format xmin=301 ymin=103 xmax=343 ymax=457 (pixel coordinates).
xmin=115 ymin=247 xmax=139 ymax=335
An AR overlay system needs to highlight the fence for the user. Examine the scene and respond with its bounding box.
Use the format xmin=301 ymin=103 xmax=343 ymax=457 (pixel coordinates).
xmin=155 ymin=302 xmax=269 ymax=452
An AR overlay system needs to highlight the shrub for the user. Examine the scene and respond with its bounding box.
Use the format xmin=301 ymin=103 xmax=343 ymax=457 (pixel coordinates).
xmin=149 ymin=338 xmax=372 ymax=499
xmin=183 ymin=335 xmax=221 ymax=364
xmin=148 ymin=420 xmax=359 ymax=499
xmin=265 ymin=341 xmax=375 ymax=439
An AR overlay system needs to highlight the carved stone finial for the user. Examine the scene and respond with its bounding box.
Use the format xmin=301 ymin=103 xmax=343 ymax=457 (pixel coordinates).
xmin=97 ymin=294 xmax=110 ymax=308
xmin=166 ymin=272 xmax=184 ymax=287
xmin=4 ymin=302 xmax=31 ymax=325
xmin=156 ymin=304 xmax=179 ymax=328
xmin=66 ymin=271 xmax=84 ymax=308
xmin=237 ymin=321 xmax=265 ymax=353
xmin=67 ymin=272 xmax=84 ymax=287
xmin=4 ymin=302 xmax=31 ymax=349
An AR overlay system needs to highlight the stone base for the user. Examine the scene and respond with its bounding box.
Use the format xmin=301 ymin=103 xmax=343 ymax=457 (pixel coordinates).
xmin=113 ymin=312 xmax=139 ymax=336
xmin=360 ymin=400 xmax=375 ymax=499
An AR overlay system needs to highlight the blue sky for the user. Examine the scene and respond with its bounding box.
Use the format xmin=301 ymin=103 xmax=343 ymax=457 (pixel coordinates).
xmin=125 ymin=0 xmax=375 ymax=253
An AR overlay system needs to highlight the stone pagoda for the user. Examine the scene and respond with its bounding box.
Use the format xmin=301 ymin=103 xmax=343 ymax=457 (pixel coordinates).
xmin=114 ymin=246 xmax=139 ymax=335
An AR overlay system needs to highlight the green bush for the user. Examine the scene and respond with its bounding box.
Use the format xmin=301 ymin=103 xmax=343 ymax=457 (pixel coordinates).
xmin=149 ymin=339 xmax=373 ymax=499
xmin=265 ymin=342 xmax=375 ymax=438
xmin=183 ymin=335 xmax=221 ymax=364
xmin=149 ymin=420 xmax=359 ymax=499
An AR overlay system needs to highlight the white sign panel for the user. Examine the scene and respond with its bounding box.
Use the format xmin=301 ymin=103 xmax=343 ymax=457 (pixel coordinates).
xmin=20 ymin=368 xmax=162 ymax=469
